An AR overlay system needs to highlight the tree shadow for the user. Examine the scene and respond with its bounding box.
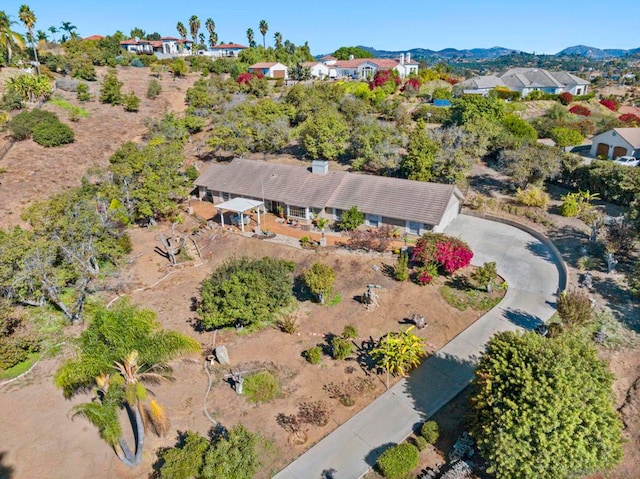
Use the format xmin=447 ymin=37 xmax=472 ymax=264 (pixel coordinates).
xmin=354 ymin=336 xmax=378 ymax=374
xmin=467 ymin=173 xmax=512 ymax=196
xmin=502 ymin=307 xmax=544 ymax=330
xmin=0 ymin=452 xmax=14 ymax=479
xmin=321 ymin=468 xmax=338 ymax=479
xmin=592 ymin=276 xmax=640 ymax=332
xmin=525 ymin=240 xmax=555 ymax=264
xmin=380 ymin=262 xmax=396 ymax=279
xmin=293 ymin=275 xmax=313 ymax=302
xmin=364 ymin=442 xmax=397 ymax=468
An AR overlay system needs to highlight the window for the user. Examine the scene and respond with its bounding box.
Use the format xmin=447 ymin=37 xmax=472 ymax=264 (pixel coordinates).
xmin=333 ymin=208 xmax=344 ymax=221
xmin=407 ymin=221 xmax=422 ymax=236
xmin=288 ymin=205 xmax=306 ymax=219
xmin=366 ymin=214 xmax=381 ymax=228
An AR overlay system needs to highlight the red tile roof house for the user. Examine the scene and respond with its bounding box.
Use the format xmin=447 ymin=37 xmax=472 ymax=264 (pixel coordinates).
xmin=324 ymin=53 xmax=419 ymax=80
xmin=120 ymin=37 xmax=194 ymax=57
xmin=208 ymin=43 xmax=248 ymax=58
xmin=194 ymin=159 xmax=464 ymax=235
xmin=248 ymin=62 xmax=289 ymax=79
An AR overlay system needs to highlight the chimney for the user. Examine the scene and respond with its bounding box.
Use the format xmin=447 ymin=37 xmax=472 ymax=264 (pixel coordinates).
xmin=349 ymin=54 xmax=354 ymax=60
xmin=312 ymin=160 xmax=329 ymax=175
xmin=406 ymin=52 xmax=411 ymax=64
xmin=399 ymin=53 xmax=405 ymax=65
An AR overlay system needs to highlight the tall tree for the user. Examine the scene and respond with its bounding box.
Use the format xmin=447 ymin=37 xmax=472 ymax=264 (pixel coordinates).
xmin=298 ymin=108 xmax=349 ymax=161
xmin=176 ymin=21 xmax=186 ymax=40
xmin=54 ymin=300 xmax=200 ymax=466
xmin=246 ymin=28 xmax=255 ymax=48
xmin=59 ymin=21 xmax=76 ymax=42
xmin=399 ymin=120 xmax=439 ymax=181
xmin=0 ymin=11 xmax=24 ymax=65
xmin=470 ymin=331 xmax=623 ymax=479
xmin=129 ymin=26 xmax=145 ymax=39
xmin=188 ymin=15 xmax=200 ymax=45
xmin=204 ymin=17 xmax=215 ymax=47
xmin=274 ymin=31 xmax=283 ymax=50
xmin=258 ymin=19 xmax=268 ymax=48
xmin=35 ymin=29 xmax=47 ymax=42
xmin=47 ymin=25 xmax=57 ymax=43
xmin=18 ymin=5 xmax=39 ymax=74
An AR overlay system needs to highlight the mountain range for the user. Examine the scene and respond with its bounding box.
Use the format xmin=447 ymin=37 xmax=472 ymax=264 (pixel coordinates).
xmin=354 ymin=45 xmax=640 ymax=61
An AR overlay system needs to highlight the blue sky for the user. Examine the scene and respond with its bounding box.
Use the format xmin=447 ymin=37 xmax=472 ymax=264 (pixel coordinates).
xmin=3 ymin=0 xmax=639 ymax=55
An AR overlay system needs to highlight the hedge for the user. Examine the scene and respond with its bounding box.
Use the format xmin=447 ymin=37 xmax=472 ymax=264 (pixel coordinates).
xmin=376 ymin=443 xmax=419 ymax=478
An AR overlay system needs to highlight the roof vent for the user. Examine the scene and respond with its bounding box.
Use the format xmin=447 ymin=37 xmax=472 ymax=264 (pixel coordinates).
xmin=312 ymin=160 xmax=329 ymax=175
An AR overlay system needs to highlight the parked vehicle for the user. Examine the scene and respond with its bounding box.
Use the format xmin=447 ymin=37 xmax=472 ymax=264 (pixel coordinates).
xmin=613 ymin=156 xmax=640 ymax=167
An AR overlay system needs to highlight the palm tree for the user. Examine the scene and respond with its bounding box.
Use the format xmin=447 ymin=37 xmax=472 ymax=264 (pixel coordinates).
xmin=59 ymin=21 xmax=76 ymax=42
xmin=259 ymin=19 xmax=268 ymax=48
xmin=246 ymin=28 xmax=255 ymax=48
xmin=47 ymin=25 xmax=57 ymax=43
xmin=176 ymin=21 xmax=186 ymax=40
xmin=36 ymin=29 xmax=47 ymax=42
xmin=54 ymin=299 xmax=200 ymax=466
xmin=0 ymin=11 xmax=24 ymax=66
xmin=205 ymin=17 xmax=215 ymax=45
xmin=274 ymin=31 xmax=283 ymax=50
xmin=188 ymin=15 xmax=200 ymax=45
xmin=18 ymin=5 xmax=39 ymax=74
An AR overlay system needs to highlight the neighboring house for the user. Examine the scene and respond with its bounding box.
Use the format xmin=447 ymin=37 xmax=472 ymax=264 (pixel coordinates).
xmin=500 ymin=68 xmax=590 ymax=97
xmin=83 ymin=35 xmax=104 ymax=41
xmin=121 ymin=37 xmax=193 ymax=56
xmin=455 ymin=75 xmax=507 ymax=96
xmin=119 ymin=38 xmax=154 ymax=54
xmin=301 ymin=61 xmax=330 ymax=79
xmin=195 ymin=158 xmax=464 ymax=234
xmin=208 ymin=42 xmax=248 ymax=58
xmin=321 ymin=53 xmax=419 ymax=80
xmin=590 ymin=128 xmax=640 ymax=159
xmin=248 ymin=62 xmax=288 ymax=79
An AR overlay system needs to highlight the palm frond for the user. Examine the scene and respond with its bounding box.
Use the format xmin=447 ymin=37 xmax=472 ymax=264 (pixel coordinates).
xmin=145 ymin=399 xmax=170 ymax=437
xmin=71 ymin=401 xmax=121 ymax=446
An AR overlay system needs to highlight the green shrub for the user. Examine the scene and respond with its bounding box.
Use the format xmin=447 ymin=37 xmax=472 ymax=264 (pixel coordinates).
xmin=122 ymin=91 xmax=140 ymax=112
xmin=342 ymin=324 xmax=358 ymax=339
xmin=340 ymin=205 xmax=365 ymax=231
xmin=420 ymin=420 xmax=440 ymax=444
xmin=31 ymin=120 xmax=75 ymax=147
xmin=243 ymin=371 xmax=280 ymax=403
xmin=71 ymin=60 xmax=97 ymax=81
xmin=376 ymin=443 xmax=419 ymax=479
xmin=0 ymin=91 xmax=24 ymax=111
xmin=330 ymin=336 xmax=354 ymax=360
xmin=395 ymin=251 xmax=409 ymax=281
xmin=146 ymin=78 xmax=162 ymax=99
xmin=99 ymin=69 xmax=123 ymax=105
xmin=515 ymin=186 xmax=549 ymax=208
xmin=183 ymin=114 xmax=206 ymax=133
xmin=557 ymin=289 xmax=593 ymax=328
xmin=170 ymin=58 xmax=188 ymax=77
xmin=130 ymin=58 xmax=144 ymax=68
xmin=412 ymin=435 xmax=428 ymax=451
xmin=7 ymin=109 xmax=60 ymax=141
xmin=559 ymin=192 xmax=581 ymax=217
xmin=76 ymin=83 xmax=91 ymax=102
xmin=304 ymin=346 xmax=323 ymax=364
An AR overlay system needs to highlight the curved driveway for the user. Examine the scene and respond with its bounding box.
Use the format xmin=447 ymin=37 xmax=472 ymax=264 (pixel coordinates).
xmin=274 ymin=215 xmax=562 ymax=479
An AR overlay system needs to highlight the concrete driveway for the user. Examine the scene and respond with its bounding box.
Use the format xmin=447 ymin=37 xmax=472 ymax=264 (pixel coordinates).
xmin=273 ymin=214 xmax=563 ymax=479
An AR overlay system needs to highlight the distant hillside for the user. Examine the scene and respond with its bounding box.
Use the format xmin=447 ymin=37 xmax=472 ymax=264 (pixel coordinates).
xmin=358 ymin=45 xmax=519 ymax=61
xmin=556 ymin=45 xmax=640 ymax=58
xmin=318 ymin=45 xmax=640 ymax=62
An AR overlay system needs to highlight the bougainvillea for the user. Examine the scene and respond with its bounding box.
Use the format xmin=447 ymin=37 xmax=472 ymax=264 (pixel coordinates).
xmin=237 ymin=72 xmax=264 ymax=85
xmin=411 ymin=233 xmax=473 ymax=276
xmin=444 ymin=77 xmax=460 ymax=85
xmin=402 ymin=77 xmax=421 ymax=95
xmin=558 ymin=92 xmax=574 ymax=105
xmin=369 ymin=69 xmax=401 ymax=90
xmin=599 ymin=99 xmax=619 ymax=111
xmin=569 ymin=105 xmax=591 ymax=116
xmin=416 ymin=263 xmax=439 ymax=285
xmin=619 ymin=113 xmax=640 ymax=126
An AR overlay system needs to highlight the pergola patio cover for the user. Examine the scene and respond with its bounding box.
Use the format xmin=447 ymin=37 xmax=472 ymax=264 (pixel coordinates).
xmin=216 ymin=198 xmax=263 ymax=232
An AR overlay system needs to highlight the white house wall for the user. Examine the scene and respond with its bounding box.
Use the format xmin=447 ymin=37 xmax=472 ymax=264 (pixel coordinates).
xmin=433 ymin=196 xmax=461 ymax=233
xmin=590 ymin=130 xmax=636 ymax=158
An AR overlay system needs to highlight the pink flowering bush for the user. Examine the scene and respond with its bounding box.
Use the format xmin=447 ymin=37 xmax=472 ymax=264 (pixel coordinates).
xmin=411 ymin=233 xmax=473 ymax=282
xmin=402 ymin=78 xmax=421 ymax=96
xmin=599 ymin=98 xmax=619 ymax=111
xmin=619 ymin=113 xmax=640 ymax=126
xmin=558 ymin=92 xmax=573 ymax=105
xmin=569 ymin=105 xmax=591 ymax=116
xmin=369 ymin=70 xmax=401 ymax=91
xmin=237 ymin=72 xmax=264 ymax=85
xmin=416 ymin=263 xmax=439 ymax=285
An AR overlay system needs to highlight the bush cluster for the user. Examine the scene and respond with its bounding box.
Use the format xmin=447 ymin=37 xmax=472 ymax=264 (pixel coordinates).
xmin=376 ymin=443 xmax=419 ymax=479
xmin=569 ymin=105 xmax=591 ymax=116
xmin=557 ymin=92 xmax=573 ymax=105
xmin=599 ymin=98 xmax=619 ymax=111
xmin=420 ymin=420 xmax=440 ymax=444
xmin=515 ymin=186 xmax=550 ymax=208
xmin=619 ymin=113 xmax=640 ymax=126
xmin=412 ymin=233 xmax=473 ymax=275
xmin=7 ymin=109 xmax=74 ymax=147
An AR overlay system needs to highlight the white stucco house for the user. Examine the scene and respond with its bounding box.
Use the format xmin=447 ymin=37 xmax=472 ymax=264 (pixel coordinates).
xmin=590 ymin=128 xmax=640 ymax=159
xmin=248 ymin=62 xmax=288 ymax=79
xmin=208 ymin=43 xmax=248 ymax=58
xmin=194 ymin=159 xmax=464 ymax=235
xmin=321 ymin=53 xmax=419 ymax=80
xmin=301 ymin=61 xmax=330 ymax=79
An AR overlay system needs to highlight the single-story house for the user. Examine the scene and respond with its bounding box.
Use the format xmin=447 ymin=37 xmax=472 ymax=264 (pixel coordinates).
xmin=248 ymin=62 xmax=288 ymax=79
xmin=590 ymin=128 xmax=640 ymax=159
xmin=500 ymin=68 xmax=590 ymax=97
xmin=454 ymin=75 xmax=507 ymax=96
xmin=327 ymin=53 xmax=419 ymax=80
xmin=208 ymin=42 xmax=248 ymax=58
xmin=120 ymin=38 xmax=154 ymax=54
xmin=301 ymin=61 xmax=330 ymax=79
xmin=194 ymin=159 xmax=464 ymax=235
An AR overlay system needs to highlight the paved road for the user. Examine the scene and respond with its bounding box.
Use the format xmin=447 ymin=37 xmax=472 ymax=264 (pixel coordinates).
xmin=273 ymin=215 xmax=563 ymax=479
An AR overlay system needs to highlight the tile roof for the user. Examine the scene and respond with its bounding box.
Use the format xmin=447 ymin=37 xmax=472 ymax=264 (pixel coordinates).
xmin=459 ymin=75 xmax=506 ymax=89
xmin=84 ymin=35 xmax=104 ymax=41
xmin=501 ymin=68 xmax=589 ymax=89
xmin=334 ymin=58 xmax=400 ymax=69
xmin=211 ymin=43 xmax=248 ymax=49
xmin=614 ymin=128 xmax=640 ymax=148
xmin=195 ymin=159 xmax=463 ymax=226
